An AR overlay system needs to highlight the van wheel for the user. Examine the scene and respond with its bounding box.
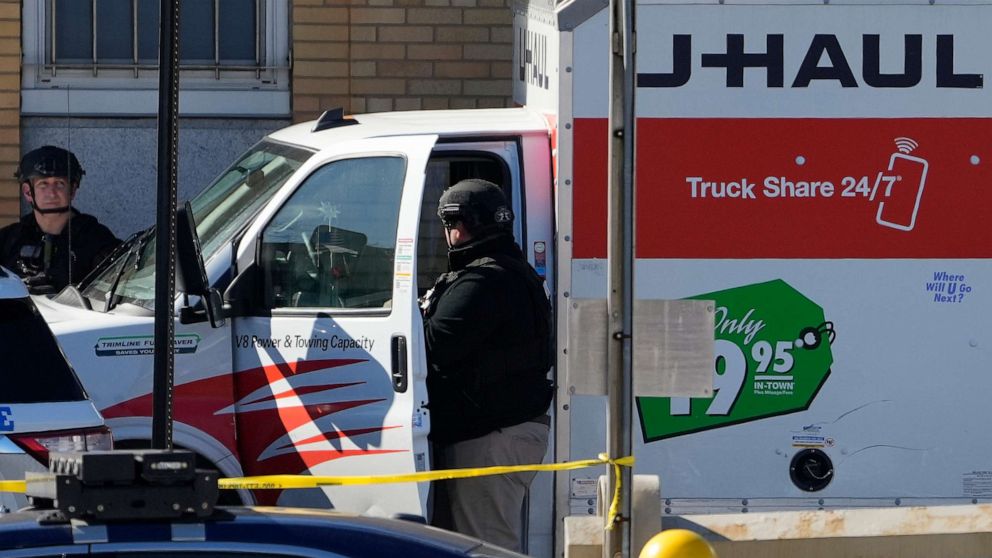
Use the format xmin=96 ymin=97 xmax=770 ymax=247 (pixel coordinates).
xmin=114 ymin=439 xmax=244 ymax=506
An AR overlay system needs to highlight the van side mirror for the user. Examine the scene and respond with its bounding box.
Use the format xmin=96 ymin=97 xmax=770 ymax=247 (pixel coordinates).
xmin=176 ymin=203 xmax=225 ymax=328
xmin=223 ymin=261 xmax=262 ymax=318
xmin=206 ymin=288 xmax=226 ymax=328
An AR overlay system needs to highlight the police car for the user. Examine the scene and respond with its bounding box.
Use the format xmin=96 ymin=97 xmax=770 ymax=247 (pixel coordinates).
xmin=0 ymin=449 xmax=525 ymax=558
xmin=0 ymin=506 xmax=524 ymax=557
xmin=0 ymin=266 xmax=110 ymax=513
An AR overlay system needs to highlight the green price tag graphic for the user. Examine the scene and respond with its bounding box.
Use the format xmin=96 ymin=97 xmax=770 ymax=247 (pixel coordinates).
xmin=638 ymin=279 xmax=835 ymax=442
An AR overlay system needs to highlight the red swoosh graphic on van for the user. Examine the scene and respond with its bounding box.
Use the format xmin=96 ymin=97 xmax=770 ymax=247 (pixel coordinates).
xmin=289 ymin=425 xmax=402 ymax=448
xmin=232 ymin=358 xmax=407 ymax=496
xmin=236 ymin=359 xmax=367 ymax=395
xmin=100 ymin=358 xmax=407 ymax=490
xmin=101 ymin=373 xmax=238 ymax=454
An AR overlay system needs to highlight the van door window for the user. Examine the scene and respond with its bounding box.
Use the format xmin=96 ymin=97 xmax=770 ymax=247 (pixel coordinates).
xmin=259 ymin=156 xmax=406 ymax=310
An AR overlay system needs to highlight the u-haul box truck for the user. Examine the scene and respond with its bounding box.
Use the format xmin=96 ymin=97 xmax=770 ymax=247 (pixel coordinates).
xmin=32 ymin=0 xmax=992 ymax=555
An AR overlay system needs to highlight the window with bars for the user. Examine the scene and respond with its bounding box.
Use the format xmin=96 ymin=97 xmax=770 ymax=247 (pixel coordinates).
xmin=49 ymin=0 xmax=263 ymax=75
xmin=22 ymin=0 xmax=290 ymax=115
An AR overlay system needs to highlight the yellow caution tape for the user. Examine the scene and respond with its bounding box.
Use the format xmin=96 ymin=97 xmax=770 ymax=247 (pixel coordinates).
xmin=218 ymin=454 xmax=634 ymax=489
xmin=1 ymin=454 xmax=635 ymax=530
xmin=606 ymin=455 xmax=627 ymax=531
xmin=219 ymin=453 xmax=635 ymax=530
xmin=0 ymin=480 xmax=25 ymax=494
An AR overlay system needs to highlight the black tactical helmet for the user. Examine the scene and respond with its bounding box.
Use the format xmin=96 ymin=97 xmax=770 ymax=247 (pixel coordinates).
xmin=16 ymin=145 xmax=85 ymax=185
xmin=437 ymin=179 xmax=513 ymax=234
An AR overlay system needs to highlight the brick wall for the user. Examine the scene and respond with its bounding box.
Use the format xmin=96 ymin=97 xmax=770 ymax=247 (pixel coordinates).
xmin=0 ymin=0 xmax=18 ymax=226
xmin=291 ymin=0 xmax=514 ymax=123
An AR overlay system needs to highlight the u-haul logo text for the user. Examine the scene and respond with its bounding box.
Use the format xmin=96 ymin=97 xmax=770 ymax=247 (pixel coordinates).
xmin=638 ymin=34 xmax=983 ymax=89
xmin=518 ymin=28 xmax=549 ymax=90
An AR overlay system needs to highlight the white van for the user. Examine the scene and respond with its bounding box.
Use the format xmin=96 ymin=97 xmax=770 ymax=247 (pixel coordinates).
xmin=0 ymin=266 xmax=111 ymax=512
xmin=30 ymin=115 xmax=552 ymax=518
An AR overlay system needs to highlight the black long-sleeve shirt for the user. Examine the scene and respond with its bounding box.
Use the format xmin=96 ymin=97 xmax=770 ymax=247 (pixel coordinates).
xmin=0 ymin=210 xmax=121 ymax=294
xmin=423 ymin=233 xmax=553 ymax=443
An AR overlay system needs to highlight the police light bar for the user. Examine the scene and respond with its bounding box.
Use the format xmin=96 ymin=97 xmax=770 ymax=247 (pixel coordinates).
xmin=25 ymin=449 xmax=218 ymax=521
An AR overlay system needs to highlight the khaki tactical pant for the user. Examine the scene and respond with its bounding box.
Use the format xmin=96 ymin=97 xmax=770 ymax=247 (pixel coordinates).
xmin=432 ymin=420 xmax=550 ymax=553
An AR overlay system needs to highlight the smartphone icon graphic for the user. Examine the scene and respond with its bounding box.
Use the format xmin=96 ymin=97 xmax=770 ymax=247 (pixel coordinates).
xmin=876 ymin=152 xmax=928 ymax=231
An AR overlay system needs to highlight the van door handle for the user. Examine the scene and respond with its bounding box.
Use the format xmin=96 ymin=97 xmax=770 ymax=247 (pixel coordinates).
xmin=391 ymin=335 xmax=408 ymax=393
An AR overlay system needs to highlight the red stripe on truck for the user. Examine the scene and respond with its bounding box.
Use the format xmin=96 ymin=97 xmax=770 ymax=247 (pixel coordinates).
xmin=573 ymin=118 xmax=610 ymax=259
xmin=573 ymin=117 xmax=992 ymax=258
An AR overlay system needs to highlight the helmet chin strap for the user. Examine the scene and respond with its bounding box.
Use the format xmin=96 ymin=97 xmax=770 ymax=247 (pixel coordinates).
xmin=32 ymin=203 xmax=72 ymax=214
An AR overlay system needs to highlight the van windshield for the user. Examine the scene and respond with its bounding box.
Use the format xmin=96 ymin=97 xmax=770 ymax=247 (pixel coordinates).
xmin=81 ymin=140 xmax=314 ymax=310
xmin=1 ymin=298 xmax=87 ymax=403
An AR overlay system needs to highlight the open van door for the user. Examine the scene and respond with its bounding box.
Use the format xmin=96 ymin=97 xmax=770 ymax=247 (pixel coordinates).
xmin=226 ymin=135 xmax=437 ymax=516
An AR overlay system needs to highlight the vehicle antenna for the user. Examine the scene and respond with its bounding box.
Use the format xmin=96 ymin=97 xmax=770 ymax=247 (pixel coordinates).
xmin=65 ymin=84 xmax=72 ymax=284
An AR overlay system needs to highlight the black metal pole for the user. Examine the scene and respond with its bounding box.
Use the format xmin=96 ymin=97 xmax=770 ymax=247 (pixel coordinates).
xmin=152 ymin=0 xmax=181 ymax=450
xmin=604 ymin=0 xmax=636 ymax=552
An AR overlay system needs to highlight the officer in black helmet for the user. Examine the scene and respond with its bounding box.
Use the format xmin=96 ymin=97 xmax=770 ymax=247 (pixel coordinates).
xmin=0 ymin=145 xmax=121 ymax=294
xmin=422 ymin=178 xmax=554 ymax=552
